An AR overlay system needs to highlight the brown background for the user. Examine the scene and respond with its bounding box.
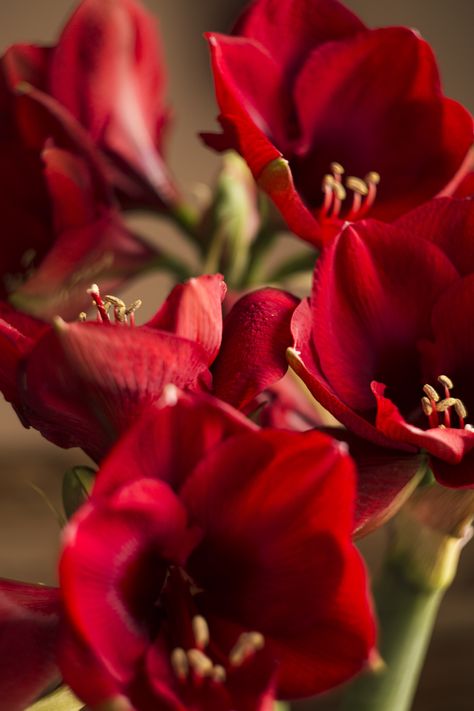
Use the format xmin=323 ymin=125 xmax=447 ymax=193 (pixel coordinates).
xmin=0 ymin=1 xmax=473 ymax=709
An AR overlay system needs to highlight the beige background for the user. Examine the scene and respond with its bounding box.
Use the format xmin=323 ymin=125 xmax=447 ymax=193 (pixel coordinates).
xmin=0 ymin=1 xmax=473 ymax=709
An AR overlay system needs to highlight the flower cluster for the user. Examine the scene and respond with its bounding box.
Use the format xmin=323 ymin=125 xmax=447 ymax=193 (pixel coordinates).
xmin=0 ymin=1 xmax=472 ymax=710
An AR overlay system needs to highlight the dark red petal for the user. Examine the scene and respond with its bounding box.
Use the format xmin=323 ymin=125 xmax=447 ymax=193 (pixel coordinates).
xmin=373 ymin=382 xmax=474 ymax=466
xmin=234 ymin=0 xmax=365 ymax=80
xmin=147 ymin=275 xmax=226 ymax=363
xmin=430 ymin=450 xmax=474 ymax=490
xmin=60 ymin=479 xmax=196 ymax=685
xmin=394 ymin=197 xmax=474 ymax=277
xmin=92 ymin=392 xmax=256 ymax=499
xmin=322 ymin=428 xmax=428 ymax=537
xmin=182 ymin=429 xmax=375 ymax=697
xmin=204 ymin=33 xmax=284 ymax=176
xmin=310 ymin=221 xmax=458 ymax=412
xmin=0 ymin=579 xmax=60 ymax=711
xmin=3 ymin=44 xmax=51 ymax=89
xmin=212 ymin=287 xmax=299 ymax=410
xmin=293 ymin=28 xmax=473 ymax=219
xmin=48 ymin=0 xmax=174 ymax=202
xmin=22 ymin=322 xmax=211 ymax=460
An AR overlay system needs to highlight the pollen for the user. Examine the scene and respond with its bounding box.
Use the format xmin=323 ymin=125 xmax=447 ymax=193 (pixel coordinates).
xmin=192 ymin=615 xmax=210 ymax=650
xmin=421 ymin=397 xmax=433 ymax=416
xmin=80 ymin=284 xmax=142 ymax=326
xmin=438 ymin=375 xmax=454 ymax=389
xmin=229 ymin=631 xmax=265 ymax=667
xmin=346 ymin=176 xmax=369 ymax=196
xmin=212 ymin=665 xmax=227 ymax=683
xmin=171 ymin=647 xmax=189 ymax=681
xmin=421 ymin=376 xmax=469 ymax=429
xmin=365 ymin=171 xmax=381 ymax=185
xmin=423 ymin=384 xmax=440 ymax=402
xmin=187 ymin=648 xmax=214 ymax=677
xmin=330 ymin=162 xmax=345 ymax=176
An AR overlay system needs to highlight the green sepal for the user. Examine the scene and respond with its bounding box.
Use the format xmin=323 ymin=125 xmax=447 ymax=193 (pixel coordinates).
xmin=62 ymin=465 xmax=96 ymax=519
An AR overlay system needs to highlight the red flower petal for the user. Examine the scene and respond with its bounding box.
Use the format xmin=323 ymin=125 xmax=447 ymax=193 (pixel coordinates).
xmin=310 ymin=221 xmax=458 ymax=412
xmin=92 ymin=392 xmax=257 ymax=499
xmin=234 ymin=0 xmax=365 ymax=80
xmin=60 ymin=479 xmax=197 ymax=685
xmin=181 ymin=429 xmax=375 ymax=697
xmin=212 ymin=287 xmax=299 ymax=410
xmin=292 ymin=28 xmax=473 ymax=220
xmin=22 ymin=322 xmax=211 ymax=460
xmin=0 ymin=579 xmax=60 ymax=711
xmin=147 ymin=275 xmax=226 ymax=364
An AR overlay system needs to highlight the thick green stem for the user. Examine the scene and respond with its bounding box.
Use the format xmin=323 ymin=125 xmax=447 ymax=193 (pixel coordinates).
xmin=339 ymin=486 xmax=472 ymax=711
xmin=339 ymin=563 xmax=443 ymax=711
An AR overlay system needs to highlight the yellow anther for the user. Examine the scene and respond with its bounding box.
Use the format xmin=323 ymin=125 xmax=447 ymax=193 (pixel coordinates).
xmin=125 ymin=299 xmax=142 ymax=315
xmin=192 ymin=615 xmax=210 ymax=650
xmin=170 ymin=648 xmax=189 ymax=680
xmin=346 ymin=176 xmax=369 ymax=196
xmin=78 ymin=312 xmax=87 ymax=322
xmin=421 ymin=397 xmax=433 ymax=416
xmin=332 ymin=182 xmax=347 ymax=201
xmin=423 ymin=384 xmax=440 ymax=402
xmin=104 ymin=295 xmax=126 ymax=309
xmin=438 ymin=375 xmax=454 ymax=390
xmin=365 ymin=171 xmax=381 ymax=185
xmin=212 ymin=665 xmax=227 ymax=683
xmin=454 ymin=399 xmax=467 ymax=419
xmin=322 ymin=174 xmax=335 ymax=190
xmin=245 ymin=632 xmax=265 ymax=651
xmin=330 ymin=162 xmax=345 ymax=176
xmin=436 ymin=397 xmax=458 ymax=412
xmin=187 ymin=648 xmax=213 ymax=677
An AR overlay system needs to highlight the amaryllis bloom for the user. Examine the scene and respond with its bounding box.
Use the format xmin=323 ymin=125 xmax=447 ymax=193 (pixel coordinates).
xmin=58 ymin=394 xmax=375 ymax=709
xmin=288 ymin=197 xmax=474 ymax=488
xmin=0 ymin=61 xmax=155 ymax=319
xmin=2 ymin=0 xmax=177 ymax=210
xmin=0 ymin=275 xmax=298 ymax=462
xmin=203 ymin=0 xmax=473 ymax=247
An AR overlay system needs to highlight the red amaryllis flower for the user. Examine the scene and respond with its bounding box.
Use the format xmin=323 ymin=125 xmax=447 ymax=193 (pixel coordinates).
xmin=0 ymin=276 xmax=298 ymax=462
xmin=288 ymin=197 xmax=474 ymax=487
xmin=0 ymin=58 xmax=155 ymax=319
xmin=59 ymin=395 xmax=375 ymax=709
xmin=3 ymin=0 xmax=177 ymax=210
xmin=203 ymin=0 xmax=473 ymax=247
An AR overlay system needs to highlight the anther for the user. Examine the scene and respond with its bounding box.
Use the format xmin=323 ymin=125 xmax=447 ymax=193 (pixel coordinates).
xmin=125 ymin=299 xmax=142 ymax=315
xmin=423 ymin=384 xmax=440 ymax=402
xmin=212 ymin=665 xmax=227 ymax=683
xmin=229 ymin=631 xmax=265 ymax=667
xmin=322 ymin=174 xmax=335 ymax=190
xmin=330 ymin=162 xmax=345 ymax=177
xmin=454 ymin=399 xmax=467 ymax=419
xmin=436 ymin=398 xmax=458 ymax=412
xmin=171 ymin=648 xmax=189 ymax=681
xmin=365 ymin=172 xmax=381 ymax=185
xmin=421 ymin=397 xmax=433 ymax=416
xmin=332 ymin=182 xmax=347 ymax=202
xmin=78 ymin=312 xmax=87 ymax=322
xmin=192 ymin=615 xmax=210 ymax=650
xmin=438 ymin=375 xmax=454 ymax=390
xmin=346 ymin=177 xmax=369 ymax=196
xmin=187 ymin=649 xmax=213 ymax=677
xmin=104 ymin=295 xmax=126 ymax=309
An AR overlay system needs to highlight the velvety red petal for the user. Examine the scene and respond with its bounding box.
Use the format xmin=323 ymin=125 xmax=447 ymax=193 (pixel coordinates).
xmin=60 ymin=479 xmax=196 ymax=685
xmin=394 ymin=197 xmax=474 ymax=277
xmin=182 ymin=429 xmax=375 ymax=697
xmin=21 ymin=322 xmax=211 ymax=460
xmin=3 ymin=44 xmax=51 ymax=90
xmin=292 ymin=28 xmax=473 ymax=219
xmin=212 ymin=287 xmax=299 ymax=410
xmin=322 ymin=428 xmax=428 ymax=537
xmin=234 ymin=0 xmax=365 ymax=81
xmin=147 ymin=275 xmax=226 ymax=364
xmin=92 ymin=392 xmax=256 ymax=499
xmin=48 ymin=0 xmax=174 ymax=202
xmin=204 ymin=33 xmax=284 ymax=176
xmin=0 ymin=579 xmax=60 ymax=711
xmin=310 ymin=221 xmax=458 ymax=412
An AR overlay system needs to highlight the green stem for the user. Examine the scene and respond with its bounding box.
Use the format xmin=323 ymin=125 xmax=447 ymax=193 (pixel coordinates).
xmin=169 ymin=202 xmax=202 ymax=250
xmin=239 ymin=226 xmax=278 ymax=287
xmin=144 ymin=253 xmax=194 ymax=281
xmin=339 ymin=490 xmax=472 ymax=711
xmin=339 ymin=563 xmax=443 ymax=711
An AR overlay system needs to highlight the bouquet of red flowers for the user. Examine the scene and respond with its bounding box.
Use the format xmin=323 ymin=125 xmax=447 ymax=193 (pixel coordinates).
xmin=0 ymin=1 xmax=472 ymax=710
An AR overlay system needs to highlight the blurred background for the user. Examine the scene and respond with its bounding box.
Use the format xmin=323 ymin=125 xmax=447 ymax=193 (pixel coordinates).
xmin=0 ymin=1 xmax=472 ymax=709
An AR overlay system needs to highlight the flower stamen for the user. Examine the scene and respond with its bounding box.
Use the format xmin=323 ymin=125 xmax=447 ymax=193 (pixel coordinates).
xmin=171 ymin=647 xmax=189 ymax=681
xmin=81 ymin=284 xmax=142 ymax=326
xmin=229 ymin=631 xmax=265 ymax=667
xmin=319 ymin=163 xmax=380 ymax=224
xmin=192 ymin=615 xmax=210 ymax=650
xmin=421 ymin=376 xmax=469 ymax=429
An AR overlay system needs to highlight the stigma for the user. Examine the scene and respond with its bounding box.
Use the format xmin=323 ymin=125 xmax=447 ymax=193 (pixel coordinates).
xmin=79 ymin=284 xmax=142 ymax=326
xmin=421 ymin=375 xmax=468 ymax=429
xmin=319 ymin=162 xmax=380 ymax=224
